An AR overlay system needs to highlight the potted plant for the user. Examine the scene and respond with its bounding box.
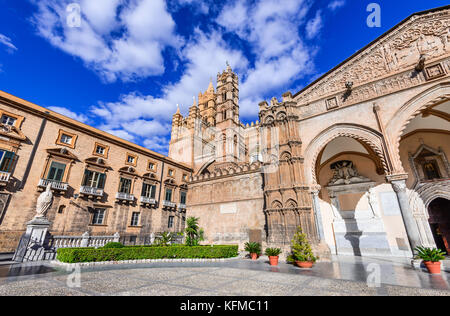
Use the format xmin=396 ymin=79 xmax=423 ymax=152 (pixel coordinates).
xmin=415 ymin=246 xmax=446 ymax=274
xmin=287 ymin=227 xmax=317 ymax=268
xmin=265 ymin=248 xmax=282 ymax=266
xmin=245 ymin=242 xmax=261 ymax=260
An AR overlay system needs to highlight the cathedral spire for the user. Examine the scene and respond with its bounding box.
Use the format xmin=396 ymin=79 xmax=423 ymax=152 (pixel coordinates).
xmin=207 ymin=78 xmax=214 ymax=93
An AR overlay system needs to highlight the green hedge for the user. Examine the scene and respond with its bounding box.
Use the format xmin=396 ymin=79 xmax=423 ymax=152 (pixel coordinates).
xmin=57 ymin=245 xmax=239 ymax=263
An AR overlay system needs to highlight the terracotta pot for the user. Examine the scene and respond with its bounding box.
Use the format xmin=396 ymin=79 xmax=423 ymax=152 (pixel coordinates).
xmin=424 ymin=261 xmax=441 ymax=274
xmin=269 ymin=256 xmax=279 ymax=266
xmin=250 ymin=253 xmax=258 ymax=260
xmin=295 ymin=261 xmax=314 ymax=269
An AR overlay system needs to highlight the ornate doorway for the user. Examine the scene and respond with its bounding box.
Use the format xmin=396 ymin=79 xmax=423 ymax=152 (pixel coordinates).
xmin=428 ymin=198 xmax=450 ymax=254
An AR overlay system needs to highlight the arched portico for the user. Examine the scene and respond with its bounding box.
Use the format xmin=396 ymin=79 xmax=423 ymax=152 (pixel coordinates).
xmin=388 ymin=82 xmax=450 ymax=252
xmin=304 ymin=124 xmax=388 ymax=185
xmin=386 ymin=82 xmax=450 ymax=174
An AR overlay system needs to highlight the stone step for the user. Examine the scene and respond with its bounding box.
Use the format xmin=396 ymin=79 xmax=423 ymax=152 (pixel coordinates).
xmin=0 ymin=253 xmax=13 ymax=262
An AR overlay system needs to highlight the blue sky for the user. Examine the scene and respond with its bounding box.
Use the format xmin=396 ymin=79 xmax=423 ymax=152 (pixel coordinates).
xmin=0 ymin=0 xmax=448 ymax=154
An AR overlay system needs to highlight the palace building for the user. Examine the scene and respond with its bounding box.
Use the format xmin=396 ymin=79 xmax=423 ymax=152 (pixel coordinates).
xmin=170 ymin=6 xmax=450 ymax=258
xmin=0 ymin=6 xmax=449 ymax=259
xmin=0 ymin=91 xmax=192 ymax=252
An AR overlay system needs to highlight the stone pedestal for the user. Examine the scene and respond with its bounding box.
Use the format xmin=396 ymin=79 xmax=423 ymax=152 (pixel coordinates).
xmin=327 ymin=181 xmax=392 ymax=257
xmin=17 ymin=217 xmax=51 ymax=262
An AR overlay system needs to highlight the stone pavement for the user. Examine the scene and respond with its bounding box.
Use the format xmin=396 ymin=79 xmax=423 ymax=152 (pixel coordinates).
xmin=0 ymin=256 xmax=449 ymax=296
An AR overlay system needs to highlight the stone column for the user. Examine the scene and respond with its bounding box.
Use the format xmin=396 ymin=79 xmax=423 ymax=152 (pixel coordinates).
xmin=311 ymin=187 xmax=325 ymax=241
xmin=311 ymin=186 xmax=331 ymax=260
xmin=388 ymin=175 xmax=421 ymax=253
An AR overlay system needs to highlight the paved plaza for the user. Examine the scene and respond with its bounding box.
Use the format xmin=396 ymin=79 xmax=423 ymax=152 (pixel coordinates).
xmin=0 ymin=256 xmax=449 ymax=296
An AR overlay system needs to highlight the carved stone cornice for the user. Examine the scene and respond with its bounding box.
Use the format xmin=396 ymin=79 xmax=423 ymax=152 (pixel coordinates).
xmin=386 ymin=173 xmax=409 ymax=182
xmin=264 ymin=184 xmax=310 ymax=193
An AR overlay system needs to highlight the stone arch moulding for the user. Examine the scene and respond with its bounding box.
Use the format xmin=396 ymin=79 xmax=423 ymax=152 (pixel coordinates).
xmin=387 ymin=81 xmax=450 ymax=174
xmin=304 ymin=123 xmax=388 ymax=185
xmin=197 ymin=159 xmax=215 ymax=176
xmin=415 ymin=180 xmax=450 ymax=209
xmin=408 ymin=180 xmax=450 ymax=248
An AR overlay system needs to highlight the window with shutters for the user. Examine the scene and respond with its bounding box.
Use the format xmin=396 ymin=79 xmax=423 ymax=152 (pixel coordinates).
xmin=142 ymin=183 xmax=156 ymax=199
xmin=47 ymin=161 xmax=66 ymax=182
xmin=0 ymin=150 xmax=16 ymax=173
xmin=119 ymin=177 xmax=132 ymax=194
xmin=82 ymin=169 xmax=106 ymax=189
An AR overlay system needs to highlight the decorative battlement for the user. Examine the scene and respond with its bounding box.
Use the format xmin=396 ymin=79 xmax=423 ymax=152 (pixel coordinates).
xmin=243 ymin=121 xmax=260 ymax=129
xmin=189 ymin=161 xmax=262 ymax=183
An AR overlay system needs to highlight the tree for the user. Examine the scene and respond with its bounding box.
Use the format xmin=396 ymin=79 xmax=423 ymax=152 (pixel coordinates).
xmin=185 ymin=216 xmax=204 ymax=246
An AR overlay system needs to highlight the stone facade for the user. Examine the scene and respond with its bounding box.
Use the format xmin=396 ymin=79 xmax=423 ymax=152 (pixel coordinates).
xmin=169 ymin=6 xmax=450 ymax=258
xmin=0 ymin=92 xmax=192 ymax=252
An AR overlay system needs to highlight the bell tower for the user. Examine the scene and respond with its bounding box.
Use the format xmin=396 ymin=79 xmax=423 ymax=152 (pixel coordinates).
xmin=215 ymin=63 xmax=240 ymax=129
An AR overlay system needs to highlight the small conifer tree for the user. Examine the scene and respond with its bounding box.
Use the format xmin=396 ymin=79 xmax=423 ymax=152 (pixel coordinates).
xmin=288 ymin=226 xmax=317 ymax=263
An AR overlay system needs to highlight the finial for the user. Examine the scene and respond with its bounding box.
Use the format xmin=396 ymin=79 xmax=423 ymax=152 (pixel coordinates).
xmin=176 ymin=104 xmax=180 ymax=114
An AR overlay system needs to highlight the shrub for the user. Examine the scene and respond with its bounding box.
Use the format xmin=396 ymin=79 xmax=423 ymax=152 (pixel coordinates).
xmin=57 ymin=245 xmax=239 ymax=263
xmin=414 ymin=246 xmax=446 ymax=262
xmin=287 ymin=227 xmax=317 ymax=263
xmin=244 ymin=242 xmax=261 ymax=255
xmin=154 ymin=232 xmax=176 ymax=246
xmin=265 ymin=248 xmax=282 ymax=257
xmin=103 ymin=242 xmax=124 ymax=249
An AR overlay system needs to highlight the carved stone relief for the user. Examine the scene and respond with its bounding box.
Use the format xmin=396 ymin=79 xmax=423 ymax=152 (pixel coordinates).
xmin=296 ymin=11 xmax=450 ymax=118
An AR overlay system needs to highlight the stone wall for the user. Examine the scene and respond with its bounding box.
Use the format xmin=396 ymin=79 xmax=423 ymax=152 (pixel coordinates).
xmin=187 ymin=170 xmax=264 ymax=249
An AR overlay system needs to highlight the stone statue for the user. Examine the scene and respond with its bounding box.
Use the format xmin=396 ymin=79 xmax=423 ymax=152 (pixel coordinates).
xmin=35 ymin=183 xmax=53 ymax=219
xmin=367 ymin=188 xmax=381 ymax=218
xmin=328 ymin=160 xmax=371 ymax=185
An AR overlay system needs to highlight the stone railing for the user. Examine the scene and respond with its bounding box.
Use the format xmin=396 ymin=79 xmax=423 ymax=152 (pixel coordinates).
xmin=162 ymin=200 xmax=176 ymax=209
xmin=38 ymin=179 xmax=68 ymax=191
xmin=50 ymin=232 xmax=120 ymax=249
xmin=178 ymin=203 xmax=187 ymax=211
xmin=116 ymin=192 xmax=135 ymax=202
xmin=80 ymin=186 xmax=104 ymax=197
xmin=0 ymin=171 xmax=11 ymax=182
xmin=140 ymin=196 xmax=157 ymax=205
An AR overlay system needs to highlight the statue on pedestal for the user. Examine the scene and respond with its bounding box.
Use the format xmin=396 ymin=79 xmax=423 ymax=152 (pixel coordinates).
xmin=35 ymin=183 xmax=53 ymax=219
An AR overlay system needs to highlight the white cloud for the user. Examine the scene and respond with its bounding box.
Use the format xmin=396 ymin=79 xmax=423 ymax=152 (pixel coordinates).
xmin=306 ymin=10 xmax=323 ymax=39
xmin=89 ymin=29 xmax=248 ymax=153
xmin=174 ymin=0 xmax=210 ymax=14
xmin=47 ymin=106 xmax=89 ymax=123
xmin=31 ymin=0 xmax=326 ymax=155
xmin=143 ymin=136 xmax=171 ymax=152
xmin=0 ymin=34 xmax=18 ymax=52
xmin=30 ymin=0 xmax=181 ymax=82
xmin=328 ymin=0 xmax=346 ymax=11
xmin=217 ymin=0 xmax=316 ymax=117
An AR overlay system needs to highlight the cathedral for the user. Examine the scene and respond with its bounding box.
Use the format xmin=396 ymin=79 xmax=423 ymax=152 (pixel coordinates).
xmin=169 ymin=6 xmax=450 ymax=258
